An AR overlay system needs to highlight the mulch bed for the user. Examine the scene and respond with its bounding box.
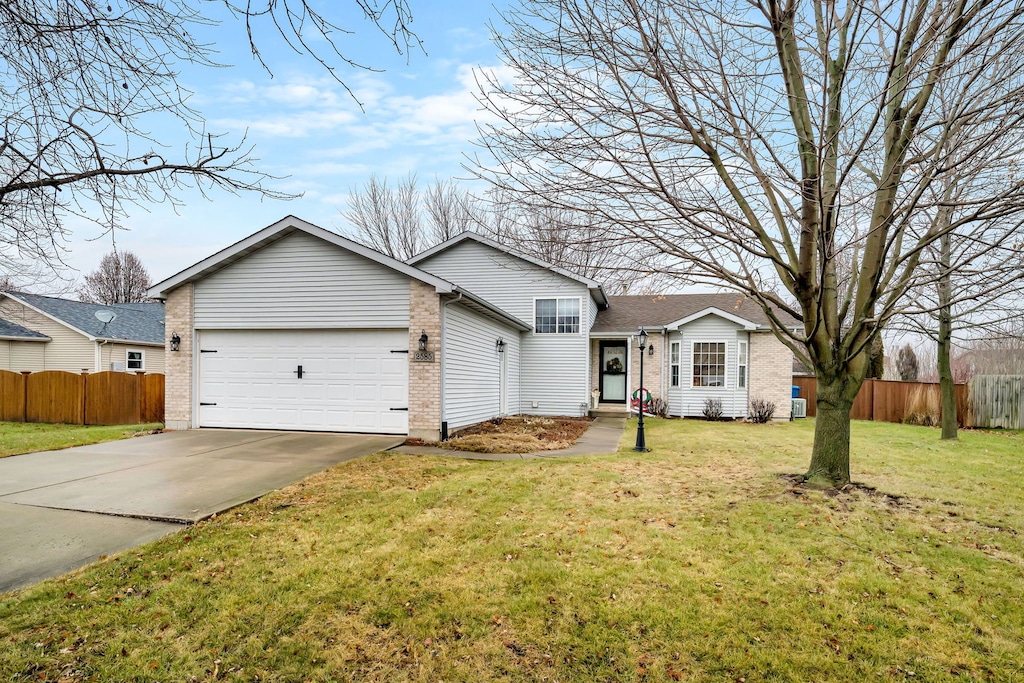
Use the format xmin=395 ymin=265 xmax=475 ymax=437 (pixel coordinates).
xmin=406 ymin=416 xmax=593 ymax=454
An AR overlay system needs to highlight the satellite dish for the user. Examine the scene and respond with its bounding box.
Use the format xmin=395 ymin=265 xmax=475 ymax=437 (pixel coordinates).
xmin=94 ymin=310 xmax=116 ymax=324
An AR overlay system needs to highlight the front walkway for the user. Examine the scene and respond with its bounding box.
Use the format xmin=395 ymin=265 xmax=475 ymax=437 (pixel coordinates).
xmin=390 ymin=416 xmax=627 ymax=461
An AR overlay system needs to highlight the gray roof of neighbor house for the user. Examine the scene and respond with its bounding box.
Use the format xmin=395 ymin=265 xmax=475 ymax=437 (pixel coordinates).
xmin=0 ymin=317 xmax=50 ymax=341
xmin=2 ymin=292 xmax=164 ymax=344
xmin=592 ymin=293 xmax=801 ymax=332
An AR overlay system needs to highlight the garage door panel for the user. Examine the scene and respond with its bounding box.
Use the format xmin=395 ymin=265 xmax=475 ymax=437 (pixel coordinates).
xmin=198 ymin=329 xmax=409 ymax=433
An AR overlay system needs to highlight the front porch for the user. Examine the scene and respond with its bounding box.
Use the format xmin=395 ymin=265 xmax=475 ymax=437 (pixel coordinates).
xmin=589 ymin=333 xmax=665 ymax=417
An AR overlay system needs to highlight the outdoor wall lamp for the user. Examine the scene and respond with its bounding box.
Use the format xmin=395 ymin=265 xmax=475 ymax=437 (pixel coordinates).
xmin=170 ymin=332 xmax=181 ymax=352
xmin=496 ymin=338 xmax=506 ymax=353
xmin=418 ymin=330 xmax=429 ymax=352
xmin=648 ymin=343 xmax=655 ymax=356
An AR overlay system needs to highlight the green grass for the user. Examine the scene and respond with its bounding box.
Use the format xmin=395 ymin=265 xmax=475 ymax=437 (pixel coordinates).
xmin=0 ymin=421 xmax=163 ymax=458
xmin=1 ymin=418 xmax=1022 ymax=682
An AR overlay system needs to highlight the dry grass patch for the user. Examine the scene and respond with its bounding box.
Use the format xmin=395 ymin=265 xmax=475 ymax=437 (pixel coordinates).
xmin=442 ymin=415 xmax=592 ymax=453
xmin=1 ymin=418 xmax=1022 ymax=682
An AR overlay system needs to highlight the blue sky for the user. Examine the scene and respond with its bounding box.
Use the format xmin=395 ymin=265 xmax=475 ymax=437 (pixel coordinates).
xmin=63 ymin=1 xmax=511 ymax=287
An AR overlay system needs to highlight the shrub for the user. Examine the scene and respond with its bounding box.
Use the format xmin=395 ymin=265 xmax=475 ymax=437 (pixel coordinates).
xmin=649 ymin=397 xmax=669 ymax=418
xmin=747 ymin=398 xmax=776 ymax=423
xmin=702 ymin=398 xmax=723 ymax=421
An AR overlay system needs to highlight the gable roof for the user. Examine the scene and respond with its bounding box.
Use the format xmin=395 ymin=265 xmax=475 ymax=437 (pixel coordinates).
xmin=2 ymin=292 xmax=164 ymax=344
xmin=407 ymin=232 xmax=610 ymax=309
xmin=592 ymin=293 xmax=800 ymax=333
xmin=148 ymin=215 xmax=457 ymax=300
xmin=146 ymin=216 xmax=531 ymax=332
xmin=0 ymin=317 xmax=50 ymax=342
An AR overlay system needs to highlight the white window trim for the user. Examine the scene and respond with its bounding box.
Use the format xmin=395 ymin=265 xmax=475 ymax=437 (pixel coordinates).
xmin=737 ymin=340 xmax=748 ymax=389
xmin=690 ymin=340 xmax=728 ymax=389
xmin=126 ymin=348 xmax=145 ymax=372
xmin=670 ymin=341 xmax=681 ymax=387
xmin=532 ymin=296 xmax=584 ymax=336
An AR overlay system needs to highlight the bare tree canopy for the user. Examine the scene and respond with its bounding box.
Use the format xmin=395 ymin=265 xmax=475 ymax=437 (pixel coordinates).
xmin=0 ymin=0 xmax=419 ymax=275
xmin=78 ymin=250 xmax=152 ymax=304
xmin=476 ymin=0 xmax=1024 ymax=486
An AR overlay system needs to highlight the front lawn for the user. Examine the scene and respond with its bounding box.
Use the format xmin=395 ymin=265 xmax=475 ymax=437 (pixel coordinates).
xmin=0 ymin=421 xmax=163 ymax=458
xmin=1 ymin=419 xmax=1021 ymax=681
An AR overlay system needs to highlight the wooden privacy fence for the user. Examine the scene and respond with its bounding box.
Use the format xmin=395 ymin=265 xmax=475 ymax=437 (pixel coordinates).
xmin=0 ymin=370 xmax=164 ymax=425
xmin=792 ymin=377 xmax=969 ymax=426
xmin=968 ymin=375 xmax=1024 ymax=429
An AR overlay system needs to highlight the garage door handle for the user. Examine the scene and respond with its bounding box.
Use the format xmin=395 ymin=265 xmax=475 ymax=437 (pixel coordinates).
xmin=390 ymin=349 xmax=409 ymax=354
xmin=390 ymin=407 xmax=408 ymax=411
xmin=294 ymin=365 xmax=303 ymax=379
xmin=200 ymin=402 xmax=217 ymax=406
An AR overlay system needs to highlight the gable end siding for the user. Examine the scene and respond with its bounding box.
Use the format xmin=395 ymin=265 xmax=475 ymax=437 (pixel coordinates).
xmin=0 ymin=299 xmax=94 ymax=371
xmin=670 ymin=316 xmax=748 ymax=418
xmin=417 ymin=239 xmax=591 ymax=415
xmin=193 ymin=230 xmax=411 ymax=329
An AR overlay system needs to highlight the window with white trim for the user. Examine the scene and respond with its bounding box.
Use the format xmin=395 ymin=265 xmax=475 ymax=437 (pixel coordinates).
xmin=670 ymin=341 xmax=680 ymax=387
xmin=737 ymin=341 xmax=748 ymax=389
xmin=126 ymin=349 xmax=144 ymax=371
xmin=535 ymin=297 xmax=580 ymax=334
xmin=692 ymin=342 xmax=726 ymax=387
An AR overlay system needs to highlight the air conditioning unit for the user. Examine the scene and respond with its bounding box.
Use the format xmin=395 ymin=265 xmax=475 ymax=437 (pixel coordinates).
xmin=791 ymin=398 xmax=807 ymax=418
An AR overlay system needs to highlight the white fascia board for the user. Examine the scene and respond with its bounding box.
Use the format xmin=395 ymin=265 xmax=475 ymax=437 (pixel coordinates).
xmin=408 ymin=231 xmax=610 ymax=308
xmin=1 ymin=293 xmax=96 ymax=340
xmin=665 ymin=307 xmax=758 ymax=331
xmin=95 ymin=338 xmax=165 ymax=347
xmin=147 ymin=215 xmax=456 ymax=299
xmin=0 ymin=335 xmax=50 ymax=342
xmin=589 ymin=328 xmax=666 ymax=338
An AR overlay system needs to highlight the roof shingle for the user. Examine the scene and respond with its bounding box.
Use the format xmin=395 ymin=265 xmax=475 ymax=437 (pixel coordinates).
xmin=3 ymin=292 xmax=164 ymax=344
xmin=592 ymin=293 xmax=800 ymax=332
xmin=0 ymin=317 xmax=49 ymax=340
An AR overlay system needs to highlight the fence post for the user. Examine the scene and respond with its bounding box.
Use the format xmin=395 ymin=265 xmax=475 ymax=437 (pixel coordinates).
xmin=81 ymin=370 xmax=88 ymax=425
xmin=135 ymin=371 xmax=144 ymax=424
xmin=20 ymin=371 xmax=30 ymax=423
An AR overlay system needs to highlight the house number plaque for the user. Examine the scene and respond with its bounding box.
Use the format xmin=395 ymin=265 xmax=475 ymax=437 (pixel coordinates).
xmin=413 ymin=350 xmax=435 ymax=362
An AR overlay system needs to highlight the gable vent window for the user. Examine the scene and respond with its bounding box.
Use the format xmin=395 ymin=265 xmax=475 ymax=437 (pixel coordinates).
xmin=535 ymin=298 xmax=580 ymax=334
xmin=692 ymin=342 xmax=726 ymax=387
xmin=127 ymin=350 xmax=145 ymax=371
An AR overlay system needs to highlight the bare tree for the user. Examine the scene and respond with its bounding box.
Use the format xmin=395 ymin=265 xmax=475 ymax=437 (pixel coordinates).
xmin=475 ymin=0 xmax=1024 ymax=487
xmin=0 ymin=1 xmax=419 ymax=275
xmin=78 ymin=251 xmax=152 ymax=304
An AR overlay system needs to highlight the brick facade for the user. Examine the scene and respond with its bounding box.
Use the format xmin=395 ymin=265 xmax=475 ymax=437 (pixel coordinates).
xmin=164 ymin=283 xmax=194 ymax=430
xmin=408 ymin=280 xmax=442 ymax=440
xmin=748 ymin=331 xmax=792 ymax=420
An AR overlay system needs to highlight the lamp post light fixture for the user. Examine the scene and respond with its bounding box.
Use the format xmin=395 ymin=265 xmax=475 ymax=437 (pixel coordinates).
xmin=635 ymin=327 xmax=649 ymax=452
xmin=169 ymin=332 xmax=181 ymax=352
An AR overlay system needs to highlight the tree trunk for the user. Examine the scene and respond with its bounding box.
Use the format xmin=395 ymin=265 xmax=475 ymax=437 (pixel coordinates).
xmin=937 ymin=232 xmax=958 ymax=440
xmin=805 ymin=374 xmax=858 ymax=488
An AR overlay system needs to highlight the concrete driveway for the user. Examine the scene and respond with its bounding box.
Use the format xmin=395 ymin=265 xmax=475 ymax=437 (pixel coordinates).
xmin=0 ymin=429 xmax=402 ymax=593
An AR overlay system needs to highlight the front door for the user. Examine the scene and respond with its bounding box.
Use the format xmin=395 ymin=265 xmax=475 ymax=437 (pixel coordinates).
xmin=599 ymin=340 xmax=627 ymax=404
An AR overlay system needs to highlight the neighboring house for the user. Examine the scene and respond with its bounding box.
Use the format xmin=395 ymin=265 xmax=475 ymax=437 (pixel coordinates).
xmin=0 ymin=292 xmax=166 ymax=374
xmin=147 ymin=216 xmax=797 ymax=438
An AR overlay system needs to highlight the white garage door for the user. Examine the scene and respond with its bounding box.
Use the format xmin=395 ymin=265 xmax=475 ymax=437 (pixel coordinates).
xmin=197 ymin=329 xmax=409 ymax=433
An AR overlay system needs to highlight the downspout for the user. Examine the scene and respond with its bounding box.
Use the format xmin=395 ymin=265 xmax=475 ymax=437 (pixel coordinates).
xmin=440 ymin=291 xmax=463 ymax=440
xmin=94 ymin=339 xmax=109 ymax=373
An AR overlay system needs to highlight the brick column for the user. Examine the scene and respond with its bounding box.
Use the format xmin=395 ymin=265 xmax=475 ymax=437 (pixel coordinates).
xmin=163 ymin=284 xmax=194 ymax=430
xmin=630 ymin=331 xmax=664 ymax=403
xmin=748 ymin=332 xmax=792 ymax=420
xmin=408 ymin=280 xmax=442 ymax=440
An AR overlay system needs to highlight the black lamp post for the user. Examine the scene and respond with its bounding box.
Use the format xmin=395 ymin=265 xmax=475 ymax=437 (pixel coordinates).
xmin=634 ymin=326 xmax=649 ymax=452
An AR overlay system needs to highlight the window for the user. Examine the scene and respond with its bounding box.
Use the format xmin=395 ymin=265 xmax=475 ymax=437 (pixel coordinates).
xmin=535 ymin=298 xmax=580 ymax=334
xmin=670 ymin=341 xmax=680 ymax=387
xmin=126 ymin=349 xmax=144 ymax=371
xmin=692 ymin=342 xmax=726 ymax=387
xmin=738 ymin=341 xmax=748 ymax=389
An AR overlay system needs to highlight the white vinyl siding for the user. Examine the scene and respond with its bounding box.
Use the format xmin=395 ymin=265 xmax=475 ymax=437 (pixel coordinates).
xmin=443 ymin=303 xmax=521 ymax=430
xmin=0 ymin=340 xmax=45 ymax=372
xmin=100 ymin=343 xmax=166 ymax=374
xmin=417 ymin=239 xmax=591 ymax=416
xmin=0 ymin=298 xmax=94 ymax=371
xmin=668 ymin=315 xmax=749 ymax=418
xmin=194 ymin=230 xmax=411 ymax=329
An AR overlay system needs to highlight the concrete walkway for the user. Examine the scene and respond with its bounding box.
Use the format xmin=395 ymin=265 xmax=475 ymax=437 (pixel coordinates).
xmin=0 ymin=430 xmax=401 ymax=593
xmin=390 ymin=416 xmax=627 ymax=461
